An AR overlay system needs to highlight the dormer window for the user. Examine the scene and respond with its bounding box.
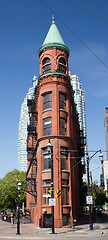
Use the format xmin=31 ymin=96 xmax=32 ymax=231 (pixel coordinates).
xmin=59 ymin=58 xmax=66 ymax=73
xmin=42 ymin=57 xmax=51 ymax=74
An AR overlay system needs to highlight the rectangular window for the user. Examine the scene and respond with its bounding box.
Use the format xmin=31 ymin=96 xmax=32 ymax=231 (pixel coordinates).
xmin=61 ymin=187 xmax=69 ymax=205
xmin=43 ymin=118 xmax=52 ymax=136
xmin=59 ymin=118 xmax=67 ymax=135
xmin=61 ymin=180 xmax=69 ymax=205
xmin=61 ymin=147 xmax=68 ymax=170
xmin=59 ymin=93 xmax=66 ymax=110
xmin=44 ymin=154 xmax=51 ymax=169
xmin=43 ymin=93 xmax=52 ymax=110
xmin=43 ymin=148 xmax=51 ymax=170
xmin=42 ymin=180 xmax=51 ymax=205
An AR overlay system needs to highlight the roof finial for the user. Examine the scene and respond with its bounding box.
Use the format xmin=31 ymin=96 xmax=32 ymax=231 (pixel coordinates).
xmin=52 ymin=15 xmax=55 ymax=24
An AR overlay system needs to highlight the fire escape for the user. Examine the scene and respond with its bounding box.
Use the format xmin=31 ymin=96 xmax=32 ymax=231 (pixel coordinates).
xmin=78 ymin=129 xmax=86 ymax=176
xmin=26 ymin=99 xmax=38 ymax=204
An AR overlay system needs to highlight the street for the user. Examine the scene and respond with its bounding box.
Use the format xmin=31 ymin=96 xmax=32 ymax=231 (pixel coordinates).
xmin=0 ymin=212 xmax=108 ymax=240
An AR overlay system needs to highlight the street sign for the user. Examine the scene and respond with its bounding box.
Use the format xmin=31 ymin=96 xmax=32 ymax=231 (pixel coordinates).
xmin=43 ymin=194 xmax=51 ymax=198
xmin=49 ymin=198 xmax=56 ymax=206
xmin=29 ymin=203 xmax=36 ymax=207
xmin=86 ymin=196 xmax=93 ymax=205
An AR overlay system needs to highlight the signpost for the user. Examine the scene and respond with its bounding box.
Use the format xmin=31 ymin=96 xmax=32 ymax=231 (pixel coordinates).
xmin=86 ymin=196 xmax=93 ymax=205
xmin=49 ymin=198 xmax=56 ymax=206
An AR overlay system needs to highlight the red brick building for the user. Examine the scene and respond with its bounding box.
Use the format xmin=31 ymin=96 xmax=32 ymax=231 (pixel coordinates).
xmin=26 ymin=16 xmax=84 ymax=228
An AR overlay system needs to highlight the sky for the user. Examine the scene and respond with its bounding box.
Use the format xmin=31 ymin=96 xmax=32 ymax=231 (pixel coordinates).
xmin=0 ymin=0 xmax=108 ymax=183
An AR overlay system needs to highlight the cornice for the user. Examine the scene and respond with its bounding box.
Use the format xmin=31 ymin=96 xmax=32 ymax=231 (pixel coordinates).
xmin=38 ymin=43 xmax=69 ymax=56
xmin=39 ymin=72 xmax=70 ymax=80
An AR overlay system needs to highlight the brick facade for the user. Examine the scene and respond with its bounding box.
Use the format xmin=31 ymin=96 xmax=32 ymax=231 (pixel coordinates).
xmin=26 ymin=20 xmax=83 ymax=228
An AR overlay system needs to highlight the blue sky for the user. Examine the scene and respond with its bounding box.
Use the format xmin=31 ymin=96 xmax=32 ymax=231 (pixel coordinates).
xmin=0 ymin=0 xmax=108 ymax=182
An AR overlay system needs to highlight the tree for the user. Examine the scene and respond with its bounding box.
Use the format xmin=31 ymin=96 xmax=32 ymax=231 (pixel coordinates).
xmin=80 ymin=181 xmax=107 ymax=211
xmin=91 ymin=182 xmax=106 ymax=206
xmin=0 ymin=169 xmax=26 ymax=210
xmin=80 ymin=181 xmax=88 ymax=208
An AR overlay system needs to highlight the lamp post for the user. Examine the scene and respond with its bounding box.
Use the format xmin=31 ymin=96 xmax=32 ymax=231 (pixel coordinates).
xmin=86 ymin=150 xmax=101 ymax=230
xmin=99 ymin=152 xmax=104 ymax=186
xmin=16 ymin=181 xmax=21 ymax=235
xmin=47 ymin=139 xmax=54 ymax=234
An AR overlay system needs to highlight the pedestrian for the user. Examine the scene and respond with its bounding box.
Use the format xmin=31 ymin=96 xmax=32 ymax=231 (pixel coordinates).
xmin=11 ymin=212 xmax=14 ymax=226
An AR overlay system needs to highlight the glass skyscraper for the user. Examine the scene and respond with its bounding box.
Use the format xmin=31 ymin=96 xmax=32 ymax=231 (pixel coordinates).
xmin=104 ymin=107 xmax=108 ymax=191
xmin=17 ymin=76 xmax=38 ymax=171
xmin=70 ymin=74 xmax=88 ymax=181
xmin=104 ymin=107 xmax=108 ymax=160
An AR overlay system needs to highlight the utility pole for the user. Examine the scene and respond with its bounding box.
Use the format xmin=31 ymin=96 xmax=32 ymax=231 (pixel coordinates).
xmin=86 ymin=153 xmax=93 ymax=230
xmin=86 ymin=150 xmax=102 ymax=230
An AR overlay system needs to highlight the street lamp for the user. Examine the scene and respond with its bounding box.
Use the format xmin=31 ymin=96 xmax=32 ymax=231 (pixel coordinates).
xmin=86 ymin=150 xmax=101 ymax=230
xmin=16 ymin=181 xmax=21 ymax=235
xmin=99 ymin=152 xmax=104 ymax=186
xmin=47 ymin=139 xmax=54 ymax=234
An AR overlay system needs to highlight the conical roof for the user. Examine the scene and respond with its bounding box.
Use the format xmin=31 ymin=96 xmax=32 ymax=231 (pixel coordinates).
xmin=38 ymin=16 xmax=69 ymax=55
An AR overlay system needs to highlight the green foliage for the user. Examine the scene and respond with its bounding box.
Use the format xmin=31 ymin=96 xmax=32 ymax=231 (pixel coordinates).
xmin=0 ymin=169 xmax=26 ymax=210
xmin=91 ymin=182 xmax=106 ymax=206
xmin=80 ymin=181 xmax=88 ymax=207
xmin=80 ymin=181 xmax=107 ymax=210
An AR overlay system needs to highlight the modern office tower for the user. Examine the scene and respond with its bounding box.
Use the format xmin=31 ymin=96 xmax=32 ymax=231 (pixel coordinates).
xmin=70 ymin=74 xmax=88 ymax=181
xmin=104 ymin=107 xmax=108 ymax=191
xmin=18 ymin=76 xmax=38 ymax=171
xmin=26 ymin=16 xmax=84 ymax=228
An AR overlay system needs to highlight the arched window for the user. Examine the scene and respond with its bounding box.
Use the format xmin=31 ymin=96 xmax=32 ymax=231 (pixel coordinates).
xmin=42 ymin=57 xmax=51 ymax=74
xmin=59 ymin=57 xmax=66 ymax=73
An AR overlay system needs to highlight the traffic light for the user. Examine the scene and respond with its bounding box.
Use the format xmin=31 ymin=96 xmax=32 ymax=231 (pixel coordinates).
xmin=48 ymin=190 xmax=51 ymax=194
xmin=55 ymin=190 xmax=60 ymax=198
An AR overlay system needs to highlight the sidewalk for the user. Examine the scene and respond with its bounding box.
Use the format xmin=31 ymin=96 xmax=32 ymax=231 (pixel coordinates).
xmin=0 ymin=216 xmax=107 ymax=239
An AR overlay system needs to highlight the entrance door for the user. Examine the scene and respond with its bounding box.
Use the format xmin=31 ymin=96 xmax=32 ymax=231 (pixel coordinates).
xmin=43 ymin=214 xmax=52 ymax=228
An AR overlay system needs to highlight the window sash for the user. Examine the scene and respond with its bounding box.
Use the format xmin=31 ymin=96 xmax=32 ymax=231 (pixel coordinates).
xmin=42 ymin=64 xmax=51 ymax=73
xmin=59 ymin=93 xmax=66 ymax=110
xmin=43 ymin=93 xmax=52 ymax=110
xmin=61 ymin=147 xmax=68 ymax=170
xmin=61 ymin=187 xmax=69 ymax=205
xmin=43 ymin=118 xmax=52 ymax=136
xmin=59 ymin=118 xmax=67 ymax=135
xmin=42 ymin=186 xmax=51 ymax=205
xmin=59 ymin=64 xmax=66 ymax=73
